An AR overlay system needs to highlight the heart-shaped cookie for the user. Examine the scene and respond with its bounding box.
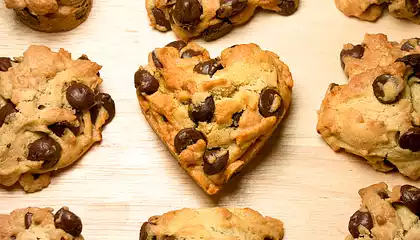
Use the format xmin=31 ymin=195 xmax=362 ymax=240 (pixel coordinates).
xmin=134 ymin=42 xmax=293 ymax=195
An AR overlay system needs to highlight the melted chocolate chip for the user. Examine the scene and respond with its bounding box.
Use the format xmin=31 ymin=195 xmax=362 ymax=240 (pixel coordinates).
xmin=173 ymin=0 xmax=203 ymax=29
xmin=396 ymin=54 xmax=420 ymax=67
xmin=348 ymin=210 xmax=373 ymax=238
xmin=28 ymin=136 xmax=62 ymax=168
xmin=48 ymin=121 xmax=79 ymax=137
xmin=277 ymin=0 xmax=298 ymax=16
xmin=66 ymin=83 xmax=95 ymax=111
xmin=152 ymin=7 xmax=171 ymax=30
xmin=0 ymin=57 xmax=12 ymax=72
xmin=174 ymin=128 xmax=206 ymax=154
xmin=193 ymin=59 xmax=223 ymax=76
xmin=340 ymin=44 xmax=365 ymax=69
xmin=135 ymin=69 xmax=159 ymax=95
xmin=54 ymin=208 xmax=83 ymax=236
xmin=0 ymin=103 xmax=17 ymax=128
xmin=401 ymin=41 xmax=416 ymax=52
xmin=181 ymin=49 xmax=202 ymax=58
xmin=152 ymin=51 xmax=163 ymax=68
xmin=372 ymin=74 xmax=403 ymax=104
xmin=259 ymin=88 xmax=283 ymax=118
xmin=203 ymin=148 xmax=229 ymax=175
xmin=216 ymin=0 xmax=248 ymax=18
xmin=25 ymin=212 xmax=33 ymax=229
xmin=202 ymin=21 xmax=233 ymax=41
xmin=189 ymin=96 xmax=215 ymax=123
xmin=166 ymin=40 xmax=187 ymax=52
xmin=231 ymin=111 xmax=243 ymax=128
xmin=90 ymin=93 xmax=116 ymax=125
xmin=399 ymin=127 xmax=420 ymax=152
xmin=401 ymin=185 xmax=420 ymax=215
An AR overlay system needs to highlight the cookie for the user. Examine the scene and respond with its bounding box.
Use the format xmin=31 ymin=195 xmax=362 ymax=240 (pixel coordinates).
xmin=0 ymin=46 xmax=115 ymax=192
xmin=4 ymin=0 xmax=92 ymax=32
xmin=317 ymin=33 xmax=420 ymax=179
xmin=146 ymin=0 xmax=299 ymax=41
xmin=345 ymin=182 xmax=420 ymax=240
xmin=140 ymin=207 xmax=284 ymax=240
xmin=335 ymin=0 xmax=420 ymax=23
xmin=0 ymin=206 xmax=84 ymax=240
xmin=134 ymin=42 xmax=293 ymax=195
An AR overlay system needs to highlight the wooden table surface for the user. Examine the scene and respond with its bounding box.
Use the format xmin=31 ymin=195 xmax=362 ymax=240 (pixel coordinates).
xmin=1 ymin=1 xmax=420 ymax=239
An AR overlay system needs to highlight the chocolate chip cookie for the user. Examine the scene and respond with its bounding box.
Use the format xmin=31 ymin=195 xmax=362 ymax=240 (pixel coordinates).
xmin=146 ymin=0 xmax=299 ymax=41
xmin=345 ymin=182 xmax=420 ymax=239
xmin=134 ymin=42 xmax=293 ymax=195
xmin=4 ymin=0 xmax=92 ymax=32
xmin=335 ymin=0 xmax=420 ymax=23
xmin=0 ymin=45 xmax=115 ymax=192
xmin=0 ymin=206 xmax=84 ymax=240
xmin=317 ymin=33 xmax=420 ymax=180
xmin=140 ymin=207 xmax=284 ymax=240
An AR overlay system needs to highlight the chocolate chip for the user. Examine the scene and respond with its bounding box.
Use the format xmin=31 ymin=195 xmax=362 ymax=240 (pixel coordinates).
xmin=372 ymin=74 xmax=403 ymax=104
xmin=378 ymin=191 xmax=389 ymax=199
xmin=0 ymin=103 xmax=17 ymax=128
xmin=54 ymin=208 xmax=83 ymax=236
xmin=189 ymin=96 xmax=215 ymax=123
xmin=152 ymin=8 xmax=171 ymax=30
xmin=259 ymin=88 xmax=283 ymax=118
xmin=90 ymin=93 xmax=116 ymax=125
xmin=25 ymin=212 xmax=33 ymax=229
xmin=340 ymin=44 xmax=365 ymax=69
xmin=28 ymin=136 xmax=62 ymax=168
xmin=193 ymin=58 xmax=223 ymax=76
xmin=32 ymin=174 xmax=40 ymax=179
xmin=152 ymin=51 xmax=163 ymax=68
xmin=396 ymin=54 xmax=420 ymax=67
xmin=348 ymin=210 xmax=373 ymax=238
xmin=401 ymin=41 xmax=416 ymax=52
xmin=401 ymin=185 xmax=420 ymax=215
xmin=166 ymin=40 xmax=187 ymax=51
xmin=0 ymin=57 xmax=12 ymax=72
xmin=172 ymin=0 xmax=203 ymax=29
xmin=174 ymin=128 xmax=206 ymax=154
xmin=202 ymin=21 xmax=233 ymax=41
xmin=264 ymin=237 xmax=273 ymax=240
xmin=277 ymin=0 xmax=298 ymax=16
xmin=78 ymin=55 xmax=89 ymax=60
xmin=134 ymin=69 xmax=159 ymax=95
xmin=140 ymin=222 xmax=149 ymax=240
xmin=216 ymin=0 xmax=248 ymax=18
xmin=384 ymin=159 xmax=397 ymax=170
xmin=329 ymin=83 xmax=339 ymax=91
xmin=203 ymin=148 xmax=229 ymax=175
xmin=399 ymin=127 xmax=420 ymax=152
xmin=231 ymin=111 xmax=243 ymax=128
xmin=48 ymin=121 xmax=79 ymax=137
xmin=181 ymin=49 xmax=202 ymax=58
xmin=66 ymin=83 xmax=95 ymax=111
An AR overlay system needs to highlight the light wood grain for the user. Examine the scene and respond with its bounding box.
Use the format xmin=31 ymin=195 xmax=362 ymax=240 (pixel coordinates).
xmin=1 ymin=1 xmax=420 ymax=239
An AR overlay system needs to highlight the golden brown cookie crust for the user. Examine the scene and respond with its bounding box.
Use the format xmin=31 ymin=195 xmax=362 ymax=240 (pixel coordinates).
xmin=140 ymin=207 xmax=284 ymax=240
xmin=0 ymin=45 xmax=115 ymax=192
xmin=345 ymin=182 xmax=420 ymax=240
xmin=4 ymin=0 xmax=92 ymax=32
xmin=0 ymin=206 xmax=84 ymax=240
xmin=317 ymin=34 xmax=420 ymax=180
xmin=135 ymin=42 xmax=293 ymax=195
xmin=146 ymin=0 xmax=299 ymax=41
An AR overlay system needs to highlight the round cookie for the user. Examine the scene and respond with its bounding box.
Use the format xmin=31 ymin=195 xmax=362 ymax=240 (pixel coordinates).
xmin=0 ymin=206 xmax=84 ymax=240
xmin=134 ymin=42 xmax=293 ymax=195
xmin=345 ymin=183 xmax=420 ymax=239
xmin=0 ymin=46 xmax=115 ymax=192
xmin=317 ymin=33 xmax=420 ymax=180
xmin=146 ymin=0 xmax=299 ymax=41
xmin=140 ymin=207 xmax=284 ymax=240
xmin=4 ymin=0 xmax=92 ymax=32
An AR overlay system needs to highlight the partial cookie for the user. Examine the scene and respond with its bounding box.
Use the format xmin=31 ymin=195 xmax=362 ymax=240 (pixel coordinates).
xmin=0 ymin=206 xmax=84 ymax=240
xmin=134 ymin=42 xmax=293 ymax=195
xmin=345 ymin=182 xmax=420 ymax=240
xmin=4 ymin=0 xmax=92 ymax=32
xmin=0 ymin=46 xmax=115 ymax=192
xmin=140 ymin=207 xmax=284 ymax=240
xmin=317 ymin=34 xmax=420 ymax=179
xmin=146 ymin=0 xmax=299 ymax=41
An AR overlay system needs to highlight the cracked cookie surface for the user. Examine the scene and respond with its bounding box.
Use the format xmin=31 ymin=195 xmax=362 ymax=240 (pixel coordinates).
xmin=345 ymin=182 xmax=420 ymax=240
xmin=317 ymin=33 xmax=420 ymax=180
xmin=135 ymin=42 xmax=293 ymax=195
xmin=0 ymin=45 xmax=115 ymax=192
xmin=4 ymin=0 xmax=92 ymax=32
xmin=0 ymin=206 xmax=84 ymax=240
xmin=140 ymin=207 xmax=284 ymax=240
xmin=335 ymin=0 xmax=420 ymax=23
xmin=146 ymin=0 xmax=299 ymax=41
